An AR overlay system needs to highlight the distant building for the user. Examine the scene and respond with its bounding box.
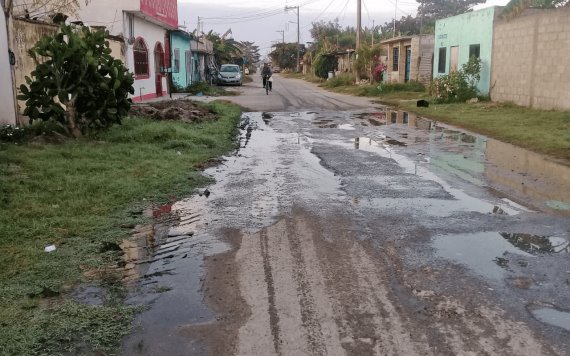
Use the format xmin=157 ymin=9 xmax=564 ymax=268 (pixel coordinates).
xmin=381 ymin=35 xmax=434 ymax=85
xmin=170 ymin=30 xmax=193 ymax=89
xmin=190 ymin=38 xmax=215 ymax=83
xmin=0 ymin=9 xmax=17 ymax=125
xmin=433 ymin=7 xmax=501 ymax=95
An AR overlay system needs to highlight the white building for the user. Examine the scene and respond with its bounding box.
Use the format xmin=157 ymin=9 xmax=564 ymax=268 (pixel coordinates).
xmin=75 ymin=0 xmax=178 ymax=102
xmin=0 ymin=3 xmax=17 ymax=125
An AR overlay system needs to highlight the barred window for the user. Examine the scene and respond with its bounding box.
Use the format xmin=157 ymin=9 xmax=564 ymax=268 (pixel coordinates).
xmin=133 ymin=38 xmax=149 ymax=77
xmin=392 ymin=47 xmax=399 ymax=71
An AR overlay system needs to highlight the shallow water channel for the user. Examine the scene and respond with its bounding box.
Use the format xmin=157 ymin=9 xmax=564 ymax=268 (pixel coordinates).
xmin=121 ymin=109 xmax=570 ymax=354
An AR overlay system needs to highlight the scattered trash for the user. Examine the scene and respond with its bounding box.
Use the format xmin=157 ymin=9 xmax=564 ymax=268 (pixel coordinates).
xmin=176 ymin=151 xmax=182 ymax=155
xmin=44 ymin=245 xmax=56 ymax=253
xmin=203 ymin=189 xmax=211 ymax=198
xmin=492 ymin=206 xmax=506 ymax=214
xmin=196 ymin=92 xmax=204 ymax=96
xmin=467 ymin=97 xmax=479 ymax=104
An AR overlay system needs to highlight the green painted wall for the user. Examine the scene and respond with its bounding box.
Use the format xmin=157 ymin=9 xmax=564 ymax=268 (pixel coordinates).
xmin=171 ymin=32 xmax=192 ymax=88
xmin=433 ymin=7 xmax=497 ymax=94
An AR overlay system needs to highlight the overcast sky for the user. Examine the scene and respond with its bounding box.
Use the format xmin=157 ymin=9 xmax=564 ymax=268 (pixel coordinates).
xmin=178 ymin=0 xmax=509 ymax=57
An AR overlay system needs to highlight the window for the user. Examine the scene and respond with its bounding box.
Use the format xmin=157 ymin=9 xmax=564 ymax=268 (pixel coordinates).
xmin=133 ymin=38 xmax=149 ymax=77
xmin=392 ymin=47 xmax=399 ymax=71
xmin=438 ymin=47 xmax=446 ymax=73
xmin=469 ymin=44 xmax=480 ymax=59
xmin=173 ymin=48 xmax=180 ymax=73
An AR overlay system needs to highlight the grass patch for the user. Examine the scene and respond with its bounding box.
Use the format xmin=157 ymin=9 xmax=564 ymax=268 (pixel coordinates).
xmin=0 ymin=100 xmax=242 ymax=354
xmin=176 ymin=81 xmax=237 ymax=96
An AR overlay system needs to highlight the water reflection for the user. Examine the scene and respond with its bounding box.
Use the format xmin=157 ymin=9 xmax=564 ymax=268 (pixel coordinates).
xmin=484 ymin=139 xmax=570 ymax=215
xmin=433 ymin=231 xmax=568 ymax=280
xmin=376 ymin=108 xmax=570 ymax=215
xmin=500 ymin=233 xmax=570 ymax=255
xmin=433 ymin=232 xmax=534 ymax=280
xmin=530 ymin=308 xmax=570 ymax=331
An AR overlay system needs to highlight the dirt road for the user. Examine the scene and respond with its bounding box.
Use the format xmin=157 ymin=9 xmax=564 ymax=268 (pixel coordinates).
xmin=122 ymin=77 xmax=570 ymax=355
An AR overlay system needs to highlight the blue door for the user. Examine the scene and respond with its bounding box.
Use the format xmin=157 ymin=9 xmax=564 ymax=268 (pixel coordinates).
xmin=405 ymin=47 xmax=411 ymax=82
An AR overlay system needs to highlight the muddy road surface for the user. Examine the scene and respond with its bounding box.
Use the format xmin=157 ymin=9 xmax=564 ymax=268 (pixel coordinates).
xmin=122 ymin=77 xmax=570 ymax=355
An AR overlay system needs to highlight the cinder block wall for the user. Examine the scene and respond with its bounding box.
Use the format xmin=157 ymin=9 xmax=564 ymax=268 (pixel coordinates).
xmin=491 ymin=8 xmax=570 ymax=110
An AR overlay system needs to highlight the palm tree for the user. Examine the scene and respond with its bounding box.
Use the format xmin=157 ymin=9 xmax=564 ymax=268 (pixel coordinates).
xmin=205 ymin=31 xmax=243 ymax=65
xmin=501 ymin=0 xmax=569 ymax=19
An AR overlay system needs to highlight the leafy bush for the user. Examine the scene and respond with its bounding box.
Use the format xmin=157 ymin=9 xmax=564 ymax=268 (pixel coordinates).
xmin=430 ymin=57 xmax=482 ymax=103
xmin=185 ymin=81 xmax=211 ymax=94
xmin=373 ymin=63 xmax=387 ymax=82
xmin=322 ymin=73 xmax=354 ymax=88
xmin=313 ymin=53 xmax=337 ymax=79
xmin=18 ymin=25 xmax=134 ymax=138
xmin=0 ymin=121 xmax=65 ymax=143
xmin=0 ymin=125 xmax=27 ymax=142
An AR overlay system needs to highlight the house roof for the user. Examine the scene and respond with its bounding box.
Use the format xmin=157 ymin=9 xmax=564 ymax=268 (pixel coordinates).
xmin=124 ymin=10 xmax=178 ymax=31
xmin=379 ymin=35 xmax=414 ymax=45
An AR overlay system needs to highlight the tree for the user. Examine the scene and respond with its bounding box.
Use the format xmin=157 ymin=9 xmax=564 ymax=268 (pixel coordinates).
xmin=18 ymin=25 xmax=134 ymax=138
xmin=416 ymin=0 xmax=486 ymax=20
xmin=7 ymin=0 xmax=89 ymax=17
xmin=501 ymin=0 xmax=569 ymax=19
xmin=379 ymin=15 xmax=423 ymax=39
xmin=239 ymin=41 xmax=261 ymax=70
xmin=310 ymin=19 xmax=356 ymax=51
xmin=269 ymin=43 xmax=306 ymax=70
xmin=205 ymin=31 xmax=243 ymax=65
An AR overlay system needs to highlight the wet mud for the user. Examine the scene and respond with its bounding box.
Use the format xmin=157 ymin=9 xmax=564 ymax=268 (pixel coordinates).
xmin=121 ymin=109 xmax=570 ymax=355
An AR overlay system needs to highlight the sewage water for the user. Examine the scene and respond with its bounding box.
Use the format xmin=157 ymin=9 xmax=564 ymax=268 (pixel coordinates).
xmin=433 ymin=231 xmax=569 ymax=280
xmin=530 ymin=308 xmax=570 ymax=332
xmin=365 ymin=108 xmax=570 ymax=215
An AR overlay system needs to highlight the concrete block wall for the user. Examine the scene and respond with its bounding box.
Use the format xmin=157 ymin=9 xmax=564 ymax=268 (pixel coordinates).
xmin=491 ymin=8 xmax=570 ymax=110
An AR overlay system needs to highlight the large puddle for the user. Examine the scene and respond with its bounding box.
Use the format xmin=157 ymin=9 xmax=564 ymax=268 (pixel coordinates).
xmin=349 ymin=109 xmax=570 ymax=216
xmin=433 ymin=232 xmax=569 ymax=280
xmin=530 ymin=307 xmax=570 ymax=332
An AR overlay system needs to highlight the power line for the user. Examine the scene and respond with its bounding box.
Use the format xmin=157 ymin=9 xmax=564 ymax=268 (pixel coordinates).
xmin=201 ymin=0 xmax=321 ymax=21
xmin=301 ymin=0 xmax=339 ymax=29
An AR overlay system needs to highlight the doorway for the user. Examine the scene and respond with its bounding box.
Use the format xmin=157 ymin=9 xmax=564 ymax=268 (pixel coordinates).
xmin=405 ymin=46 xmax=411 ymax=82
xmin=450 ymin=46 xmax=459 ymax=73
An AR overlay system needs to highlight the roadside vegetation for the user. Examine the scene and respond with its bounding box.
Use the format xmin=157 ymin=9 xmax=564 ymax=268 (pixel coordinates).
xmin=0 ymin=101 xmax=242 ymax=354
xmin=173 ymin=81 xmax=239 ymax=96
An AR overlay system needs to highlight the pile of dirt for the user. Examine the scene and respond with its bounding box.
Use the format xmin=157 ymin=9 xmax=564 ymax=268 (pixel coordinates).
xmin=129 ymin=100 xmax=216 ymax=123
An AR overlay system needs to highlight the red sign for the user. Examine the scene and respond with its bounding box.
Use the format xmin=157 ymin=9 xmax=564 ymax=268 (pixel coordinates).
xmin=140 ymin=0 xmax=178 ymax=28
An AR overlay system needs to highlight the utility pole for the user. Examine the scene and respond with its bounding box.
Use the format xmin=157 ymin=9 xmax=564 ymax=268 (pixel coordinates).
xmin=285 ymin=5 xmax=300 ymax=72
xmin=372 ymin=20 xmax=374 ymax=47
xmin=393 ymin=0 xmax=397 ymax=38
xmin=355 ymin=0 xmax=361 ymax=81
xmin=276 ymin=30 xmax=284 ymax=43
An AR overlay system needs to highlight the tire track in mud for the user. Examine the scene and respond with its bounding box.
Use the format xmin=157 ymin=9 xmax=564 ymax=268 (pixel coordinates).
xmin=259 ymin=229 xmax=282 ymax=355
xmin=285 ymin=215 xmax=328 ymax=356
xmin=203 ymin=206 xmax=565 ymax=356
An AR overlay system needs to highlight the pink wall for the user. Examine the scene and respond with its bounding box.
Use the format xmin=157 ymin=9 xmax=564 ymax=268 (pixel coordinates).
xmin=140 ymin=0 xmax=178 ymax=28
